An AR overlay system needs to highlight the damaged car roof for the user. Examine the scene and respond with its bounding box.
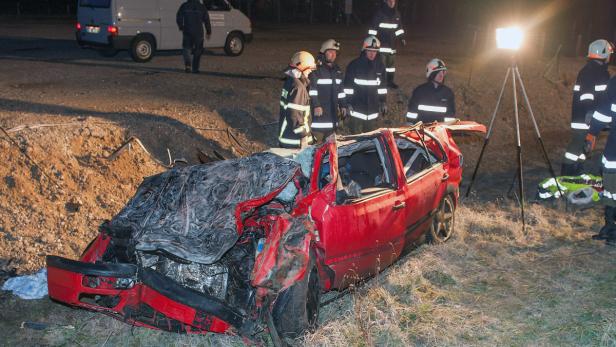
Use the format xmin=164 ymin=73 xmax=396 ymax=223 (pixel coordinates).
xmin=107 ymin=152 xmax=302 ymax=265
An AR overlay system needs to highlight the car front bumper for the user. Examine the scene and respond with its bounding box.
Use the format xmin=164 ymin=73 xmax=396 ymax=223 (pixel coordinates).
xmin=46 ymin=255 xmax=248 ymax=334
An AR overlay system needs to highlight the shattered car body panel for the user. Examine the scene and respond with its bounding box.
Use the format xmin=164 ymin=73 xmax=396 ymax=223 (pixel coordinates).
xmin=47 ymin=121 xmax=485 ymax=337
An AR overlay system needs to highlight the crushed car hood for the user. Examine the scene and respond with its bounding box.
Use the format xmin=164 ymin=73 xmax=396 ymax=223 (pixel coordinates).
xmin=107 ymin=152 xmax=301 ymax=265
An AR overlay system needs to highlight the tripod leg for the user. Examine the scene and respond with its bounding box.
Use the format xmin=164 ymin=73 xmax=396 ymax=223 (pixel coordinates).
xmin=465 ymin=68 xmax=512 ymax=198
xmin=512 ymin=64 xmax=526 ymax=230
xmin=514 ymin=66 xmax=565 ymax=200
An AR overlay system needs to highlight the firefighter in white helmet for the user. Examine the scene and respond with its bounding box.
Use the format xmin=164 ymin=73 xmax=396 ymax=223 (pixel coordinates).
xmin=278 ymin=51 xmax=316 ymax=148
xmin=561 ymin=39 xmax=613 ymax=176
xmin=343 ymin=36 xmax=388 ymax=134
xmin=406 ymin=58 xmax=456 ymax=124
xmin=309 ymin=39 xmax=349 ymax=144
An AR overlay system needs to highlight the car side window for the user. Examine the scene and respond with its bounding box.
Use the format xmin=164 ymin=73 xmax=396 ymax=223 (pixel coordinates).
xmin=395 ymin=137 xmax=437 ymax=179
xmin=205 ymin=0 xmax=230 ymax=11
xmin=318 ymin=153 xmax=331 ymax=190
xmin=337 ymin=138 xmax=395 ymax=201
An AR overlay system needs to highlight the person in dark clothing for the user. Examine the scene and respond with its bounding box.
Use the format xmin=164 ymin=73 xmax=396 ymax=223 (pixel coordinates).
xmin=406 ymin=58 xmax=456 ymax=124
xmin=278 ymin=51 xmax=316 ymax=148
xmin=585 ymin=76 xmax=616 ymax=245
xmin=344 ymin=36 xmax=388 ymax=135
xmin=176 ymin=0 xmax=212 ymax=73
xmin=561 ymin=39 xmax=613 ymax=176
xmin=368 ymin=0 xmax=406 ymax=89
xmin=310 ymin=39 xmax=349 ymax=144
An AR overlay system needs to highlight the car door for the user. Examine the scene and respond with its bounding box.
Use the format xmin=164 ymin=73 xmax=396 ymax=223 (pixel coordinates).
xmin=313 ymin=135 xmax=407 ymax=289
xmin=394 ymin=130 xmax=448 ymax=245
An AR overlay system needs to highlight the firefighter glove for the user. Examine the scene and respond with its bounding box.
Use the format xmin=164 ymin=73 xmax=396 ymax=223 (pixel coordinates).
xmin=379 ymin=102 xmax=388 ymax=116
xmin=339 ymin=107 xmax=349 ymax=120
xmin=584 ymin=133 xmax=596 ymax=156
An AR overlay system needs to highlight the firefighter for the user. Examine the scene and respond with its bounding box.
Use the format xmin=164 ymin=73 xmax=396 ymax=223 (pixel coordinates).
xmin=310 ymin=39 xmax=348 ymax=144
xmin=585 ymin=75 xmax=616 ymax=245
xmin=368 ymin=0 xmax=406 ymax=89
xmin=344 ymin=36 xmax=388 ymax=134
xmin=278 ymin=51 xmax=316 ymax=149
xmin=406 ymin=58 xmax=456 ymax=124
xmin=562 ymin=39 xmax=613 ymax=176
xmin=176 ymin=0 xmax=211 ymax=73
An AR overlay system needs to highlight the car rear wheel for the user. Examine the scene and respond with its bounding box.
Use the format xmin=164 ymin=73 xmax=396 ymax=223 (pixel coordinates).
xmin=224 ymin=32 xmax=244 ymax=56
xmin=428 ymin=195 xmax=455 ymax=243
xmin=272 ymin=257 xmax=321 ymax=339
xmin=130 ymin=35 xmax=155 ymax=63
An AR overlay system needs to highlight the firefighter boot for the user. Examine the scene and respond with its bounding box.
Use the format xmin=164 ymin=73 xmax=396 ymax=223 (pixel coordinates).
xmin=593 ymin=206 xmax=616 ymax=240
xmin=605 ymin=228 xmax=616 ymax=246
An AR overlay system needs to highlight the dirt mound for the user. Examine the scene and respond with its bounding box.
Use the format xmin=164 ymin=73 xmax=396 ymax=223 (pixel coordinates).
xmin=0 ymin=121 xmax=163 ymax=274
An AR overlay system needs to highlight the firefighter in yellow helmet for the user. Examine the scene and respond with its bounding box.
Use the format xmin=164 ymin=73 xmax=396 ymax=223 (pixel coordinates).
xmin=278 ymin=51 xmax=316 ymax=148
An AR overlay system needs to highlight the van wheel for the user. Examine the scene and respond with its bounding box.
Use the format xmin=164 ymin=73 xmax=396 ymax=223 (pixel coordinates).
xmin=271 ymin=256 xmax=320 ymax=339
xmin=130 ymin=35 xmax=155 ymax=63
xmin=224 ymin=32 xmax=244 ymax=56
xmin=427 ymin=195 xmax=456 ymax=243
xmin=98 ymin=48 xmax=118 ymax=57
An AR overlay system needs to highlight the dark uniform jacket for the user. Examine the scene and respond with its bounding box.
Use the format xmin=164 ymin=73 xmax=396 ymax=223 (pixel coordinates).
xmin=278 ymin=68 xmax=312 ymax=147
xmin=344 ymin=53 xmax=388 ymax=121
xmin=368 ymin=4 xmax=405 ymax=55
xmin=589 ymin=77 xmax=616 ymax=172
xmin=309 ymin=55 xmax=347 ymax=131
xmin=571 ymin=60 xmax=610 ymax=130
xmin=176 ymin=0 xmax=212 ymax=38
xmin=407 ymin=82 xmax=456 ymax=123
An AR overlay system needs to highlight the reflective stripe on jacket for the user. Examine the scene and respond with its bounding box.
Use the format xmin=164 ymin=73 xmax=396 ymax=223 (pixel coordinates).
xmin=368 ymin=4 xmax=404 ymax=55
xmin=344 ymin=53 xmax=387 ymax=121
xmin=279 ymin=69 xmax=312 ymax=147
xmin=309 ymin=56 xmax=346 ymax=131
xmin=571 ymin=60 xmax=610 ymax=130
xmin=589 ymin=77 xmax=616 ymax=171
xmin=407 ymin=81 xmax=456 ymax=123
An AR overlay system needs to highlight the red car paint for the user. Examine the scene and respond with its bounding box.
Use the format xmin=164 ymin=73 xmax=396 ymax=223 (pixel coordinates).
xmin=46 ymin=121 xmax=485 ymax=336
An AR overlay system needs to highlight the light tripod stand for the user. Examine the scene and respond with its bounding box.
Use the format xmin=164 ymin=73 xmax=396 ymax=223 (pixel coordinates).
xmin=464 ymin=58 xmax=564 ymax=229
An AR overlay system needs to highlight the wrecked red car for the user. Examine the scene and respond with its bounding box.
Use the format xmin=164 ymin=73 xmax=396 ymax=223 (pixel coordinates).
xmin=46 ymin=121 xmax=485 ymax=340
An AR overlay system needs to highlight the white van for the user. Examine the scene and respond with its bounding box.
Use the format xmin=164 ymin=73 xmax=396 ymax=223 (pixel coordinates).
xmin=76 ymin=0 xmax=253 ymax=62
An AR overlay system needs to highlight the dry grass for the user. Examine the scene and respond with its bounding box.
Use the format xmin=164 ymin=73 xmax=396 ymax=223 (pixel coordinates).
xmin=303 ymin=201 xmax=616 ymax=347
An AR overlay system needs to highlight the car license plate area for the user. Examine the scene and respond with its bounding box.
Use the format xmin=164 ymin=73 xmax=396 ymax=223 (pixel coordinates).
xmin=86 ymin=25 xmax=100 ymax=34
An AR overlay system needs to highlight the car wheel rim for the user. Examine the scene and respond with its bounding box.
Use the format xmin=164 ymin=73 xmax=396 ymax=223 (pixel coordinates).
xmin=230 ymin=37 xmax=243 ymax=54
xmin=137 ymin=42 xmax=151 ymax=59
xmin=434 ymin=197 xmax=454 ymax=242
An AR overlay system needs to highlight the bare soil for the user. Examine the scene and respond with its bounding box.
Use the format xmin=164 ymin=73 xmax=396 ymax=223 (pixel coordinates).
xmin=0 ymin=19 xmax=615 ymax=346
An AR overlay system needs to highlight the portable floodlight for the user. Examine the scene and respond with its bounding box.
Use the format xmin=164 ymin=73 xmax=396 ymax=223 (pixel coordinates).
xmin=496 ymin=26 xmax=524 ymax=50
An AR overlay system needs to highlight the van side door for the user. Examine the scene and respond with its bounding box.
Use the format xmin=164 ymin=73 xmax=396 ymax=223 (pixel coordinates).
xmin=159 ymin=0 xmax=184 ymax=50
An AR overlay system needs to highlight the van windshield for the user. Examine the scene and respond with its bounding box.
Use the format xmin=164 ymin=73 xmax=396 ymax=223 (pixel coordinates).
xmin=80 ymin=0 xmax=111 ymax=8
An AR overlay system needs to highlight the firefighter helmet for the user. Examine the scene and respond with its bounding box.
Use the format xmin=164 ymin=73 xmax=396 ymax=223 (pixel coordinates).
xmin=588 ymin=39 xmax=614 ymax=60
xmin=426 ymin=58 xmax=447 ymax=79
xmin=290 ymin=51 xmax=316 ymax=72
xmin=320 ymin=39 xmax=341 ymax=54
xmin=362 ymin=36 xmax=381 ymax=51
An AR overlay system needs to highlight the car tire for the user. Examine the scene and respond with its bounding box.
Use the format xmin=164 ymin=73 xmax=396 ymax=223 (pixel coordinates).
xmin=427 ymin=194 xmax=455 ymax=243
xmin=271 ymin=255 xmax=321 ymax=339
xmin=98 ymin=48 xmax=118 ymax=57
xmin=224 ymin=32 xmax=244 ymax=56
xmin=130 ymin=35 xmax=155 ymax=63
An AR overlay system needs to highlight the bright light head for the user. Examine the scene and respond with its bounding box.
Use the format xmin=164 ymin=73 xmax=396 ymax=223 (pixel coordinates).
xmin=496 ymin=26 xmax=524 ymax=51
